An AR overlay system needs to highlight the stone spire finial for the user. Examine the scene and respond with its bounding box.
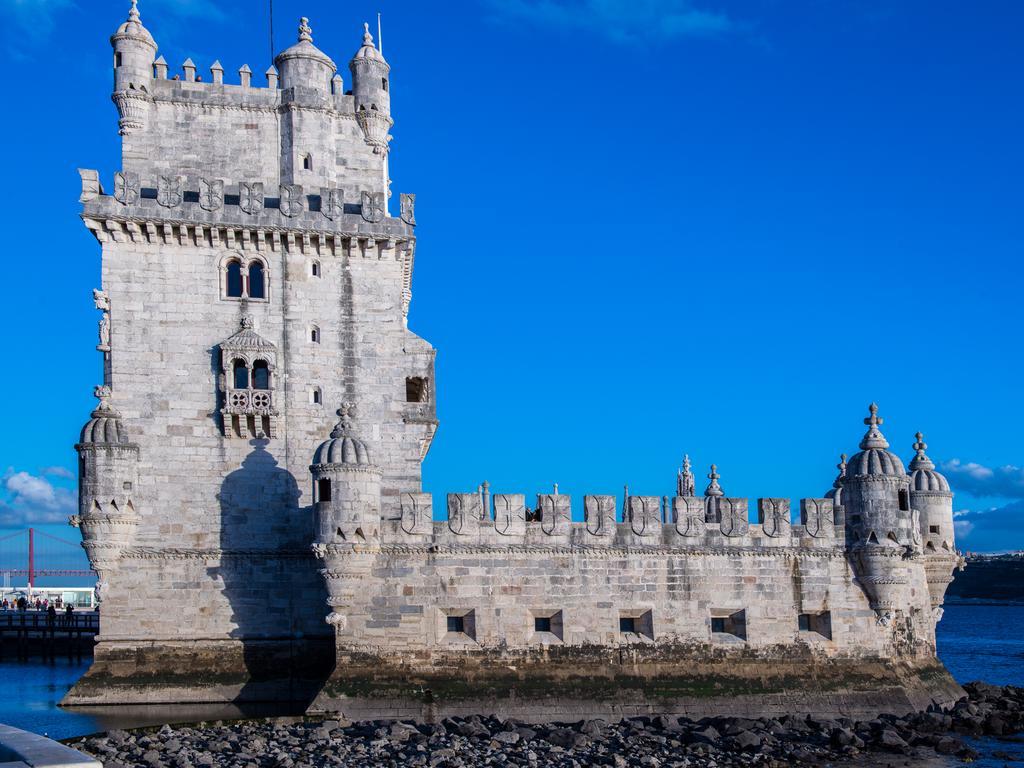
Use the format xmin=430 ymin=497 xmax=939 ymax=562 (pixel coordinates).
xmin=833 ymin=453 xmax=847 ymax=489
xmin=94 ymin=385 xmax=113 ymax=410
xmin=704 ymin=464 xmax=724 ymax=498
xmin=128 ymin=0 xmax=140 ymax=22
xmin=240 ymin=315 xmax=254 ymax=330
xmin=362 ymin=21 xmax=375 ymax=47
xmin=330 ymin=402 xmax=356 ymax=438
xmin=298 ymin=17 xmax=313 ymax=43
xmin=910 ymin=431 xmax=935 ymax=471
xmin=859 ymin=402 xmax=890 ymax=450
xmin=678 ymin=454 xmax=696 ymax=496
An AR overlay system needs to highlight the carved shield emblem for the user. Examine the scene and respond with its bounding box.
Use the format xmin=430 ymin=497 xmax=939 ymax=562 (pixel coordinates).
xmin=801 ymin=498 xmax=833 ymax=539
xmin=400 ymin=193 xmax=416 ymax=226
xmin=361 ymin=191 xmax=385 ymax=223
xmin=494 ymin=494 xmax=526 ymax=536
xmin=400 ymin=492 xmax=431 ymax=535
xmin=448 ymin=494 xmax=466 ymax=535
xmin=719 ymin=498 xmax=749 ymax=537
xmin=157 ymin=175 xmax=183 ymax=208
xmin=584 ymin=495 xmax=616 ymax=536
xmin=239 ymin=182 xmax=264 ymax=215
xmin=629 ymin=496 xmax=659 ymax=537
xmin=321 ymin=188 xmax=344 ymax=221
xmin=539 ymin=494 xmax=570 ymax=535
xmin=446 ymin=493 xmax=480 ymax=535
xmin=280 ymin=184 xmax=305 ymax=218
xmin=199 ymin=178 xmax=223 ymax=212
xmin=674 ymin=497 xmax=705 ymax=537
xmin=759 ymin=498 xmax=791 ymax=538
xmin=113 ymin=171 xmax=140 ymax=205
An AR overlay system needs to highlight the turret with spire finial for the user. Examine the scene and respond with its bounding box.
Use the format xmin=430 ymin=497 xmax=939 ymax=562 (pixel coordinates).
xmin=350 ymin=21 xmax=393 ymax=154
xmin=110 ymin=0 xmax=157 ymax=134
xmin=274 ymin=16 xmax=336 ymax=93
xmin=841 ymin=404 xmax=922 ymax=625
xmin=310 ymin=402 xmax=382 ymax=546
xmin=907 ymin=431 xmax=957 ymax=612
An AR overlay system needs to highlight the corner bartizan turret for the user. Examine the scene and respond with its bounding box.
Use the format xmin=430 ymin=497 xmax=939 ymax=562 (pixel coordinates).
xmin=908 ymin=432 xmax=960 ymax=616
xmin=842 ymin=404 xmax=921 ymax=624
xmin=311 ymin=402 xmax=382 ymax=632
xmin=71 ymin=386 xmax=140 ymax=601
xmin=110 ymin=0 xmax=156 ymax=135
xmin=349 ymin=23 xmax=392 ymax=154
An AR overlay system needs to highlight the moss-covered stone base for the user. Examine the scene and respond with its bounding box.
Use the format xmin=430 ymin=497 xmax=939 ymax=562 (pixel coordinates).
xmin=61 ymin=637 xmax=334 ymax=707
xmin=308 ymin=644 xmax=964 ymax=722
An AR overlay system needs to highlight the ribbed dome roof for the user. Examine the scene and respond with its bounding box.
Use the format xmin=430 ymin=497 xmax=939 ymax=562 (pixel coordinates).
xmin=909 ymin=432 xmax=951 ymax=492
xmin=79 ymin=387 xmax=132 ymax=445
xmin=111 ymin=0 xmax=156 ymax=49
xmin=313 ymin=403 xmax=372 ymax=466
xmin=845 ymin=403 xmax=907 ymax=478
xmin=222 ymin=316 xmax=275 ymax=352
xmin=351 ymin=23 xmax=386 ymax=64
xmin=275 ymin=17 xmax=336 ymax=69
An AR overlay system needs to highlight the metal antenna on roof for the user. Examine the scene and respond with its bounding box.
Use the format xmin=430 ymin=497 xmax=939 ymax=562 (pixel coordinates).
xmin=269 ymin=0 xmax=275 ymax=63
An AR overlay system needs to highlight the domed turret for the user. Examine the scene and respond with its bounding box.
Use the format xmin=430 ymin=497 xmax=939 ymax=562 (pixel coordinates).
xmin=110 ymin=0 xmax=156 ymax=135
xmin=350 ymin=23 xmax=393 ymax=154
xmin=72 ymin=386 xmax=141 ymax=602
xmin=310 ymin=403 xmax=382 ymax=544
xmin=842 ymin=404 xmax=919 ymax=623
xmin=908 ymin=432 xmax=959 ymax=613
xmin=275 ymin=17 xmax=336 ymax=93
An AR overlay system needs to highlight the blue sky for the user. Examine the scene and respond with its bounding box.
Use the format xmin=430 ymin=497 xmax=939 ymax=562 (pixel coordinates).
xmin=0 ymin=0 xmax=1021 ymax=564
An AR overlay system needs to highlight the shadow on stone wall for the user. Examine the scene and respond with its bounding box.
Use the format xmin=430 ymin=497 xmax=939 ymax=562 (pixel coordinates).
xmin=211 ymin=439 xmax=333 ymax=706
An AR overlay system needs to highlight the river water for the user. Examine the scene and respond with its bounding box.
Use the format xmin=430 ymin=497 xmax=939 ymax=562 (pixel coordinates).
xmin=2 ymin=603 xmax=1024 ymax=761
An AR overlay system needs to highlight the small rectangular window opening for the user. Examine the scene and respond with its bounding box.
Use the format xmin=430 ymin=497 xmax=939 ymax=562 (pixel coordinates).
xmin=898 ymin=489 xmax=910 ymax=511
xmin=929 ymin=525 xmax=940 ymax=534
xmin=711 ymin=609 xmax=747 ymax=640
xmin=406 ymin=376 xmax=428 ymax=403
xmin=443 ymin=609 xmax=476 ymax=640
xmin=534 ymin=616 xmax=551 ymax=633
xmin=797 ymin=610 xmax=832 ymax=640
xmin=382 ymin=77 xmax=388 ymax=91
xmin=317 ymin=478 xmax=332 ymax=503
xmin=446 ymin=615 xmax=464 ymax=633
xmin=618 ymin=610 xmax=654 ymax=641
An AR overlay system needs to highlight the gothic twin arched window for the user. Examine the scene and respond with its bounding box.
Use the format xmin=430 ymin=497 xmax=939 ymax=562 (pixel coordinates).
xmin=222 ymin=255 xmax=268 ymax=301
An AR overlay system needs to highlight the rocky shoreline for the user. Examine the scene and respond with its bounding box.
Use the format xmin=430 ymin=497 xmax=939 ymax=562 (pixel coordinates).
xmin=67 ymin=682 xmax=1024 ymax=768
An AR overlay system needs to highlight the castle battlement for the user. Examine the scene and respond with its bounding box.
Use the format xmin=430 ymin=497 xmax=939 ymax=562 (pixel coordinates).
xmin=376 ymin=492 xmax=843 ymax=552
xmin=64 ymin=3 xmax=966 ymax=721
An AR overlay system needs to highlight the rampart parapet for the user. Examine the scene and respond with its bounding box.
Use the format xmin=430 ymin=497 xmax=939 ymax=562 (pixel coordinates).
xmin=381 ymin=491 xmax=843 ymax=552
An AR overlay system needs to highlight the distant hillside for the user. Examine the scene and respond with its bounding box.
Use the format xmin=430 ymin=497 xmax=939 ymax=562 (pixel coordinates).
xmin=947 ymin=556 xmax=1024 ymax=603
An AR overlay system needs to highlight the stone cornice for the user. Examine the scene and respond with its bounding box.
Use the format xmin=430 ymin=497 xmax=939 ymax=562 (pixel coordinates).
xmin=316 ymin=543 xmax=849 ymax=560
xmin=121 ymin=547 xmax=315 ymax=560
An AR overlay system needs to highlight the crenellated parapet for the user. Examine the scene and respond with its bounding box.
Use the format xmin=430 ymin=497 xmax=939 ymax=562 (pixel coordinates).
xmin=381 ymin=491 xmax=843 ymax=554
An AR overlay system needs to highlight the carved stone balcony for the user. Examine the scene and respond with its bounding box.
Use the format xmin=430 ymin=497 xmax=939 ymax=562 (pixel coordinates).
xmin=223 ymin=388 xmax=276 ymax=416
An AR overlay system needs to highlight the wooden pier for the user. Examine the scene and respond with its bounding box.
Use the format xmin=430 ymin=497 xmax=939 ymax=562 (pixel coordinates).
xmin=0 ymin=611 xmax=98 ymax=659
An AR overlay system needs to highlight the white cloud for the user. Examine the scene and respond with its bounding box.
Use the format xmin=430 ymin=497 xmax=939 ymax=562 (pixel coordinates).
xmin=950 ymin=500 xmax=1024 ymax=553
xmin=483 ymin=0 xmax=736 ymax=44
xmin=41 ymin=466 xmax=74 ymax=479
xmin=941 ymin=459 xmax=1024 ymax=499
xmin=0 ymin=469 xmax=76 ymax=527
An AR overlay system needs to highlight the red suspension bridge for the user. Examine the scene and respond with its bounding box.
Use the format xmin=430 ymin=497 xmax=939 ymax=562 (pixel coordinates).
xmin=0 ymin=528 xmax=95 ymax=586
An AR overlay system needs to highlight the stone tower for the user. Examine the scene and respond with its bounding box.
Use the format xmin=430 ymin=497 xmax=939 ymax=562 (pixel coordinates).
xmin=67 ymin=3 xmax=436 ymax=704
